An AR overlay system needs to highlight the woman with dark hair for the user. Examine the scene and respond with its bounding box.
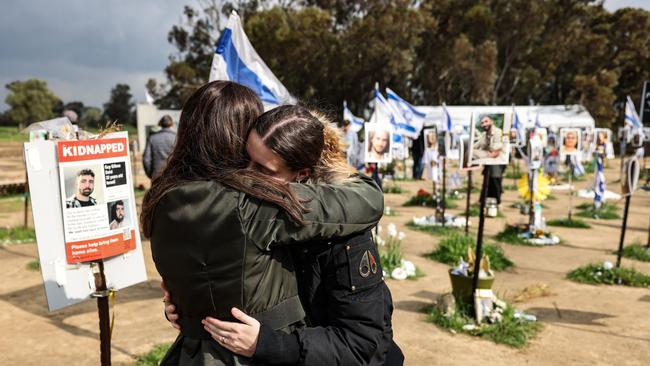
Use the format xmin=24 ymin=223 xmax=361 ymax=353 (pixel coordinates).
xmin=165 ymin=105 xmax=402 ymax=365
xmin=142 ymin=81 xmax=383 ymax=365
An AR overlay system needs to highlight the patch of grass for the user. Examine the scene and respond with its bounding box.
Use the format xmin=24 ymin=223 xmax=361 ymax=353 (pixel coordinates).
xmin=615 ymin=243 xmax=650 ymax=262
xmin=567 ymin=263 xmax=650 ymax=287
xmin=426 ymin=304 xmax=542 ymax=348
xmin=403 ymin=195 xmax=457 ymax=209
xmin=494 ymin=225 xmax=533 ymax=246
xmin=575 ymin=202 xmax=620 ymax=220
xmin=546 ymin=218 xmax=591 ymax=229
xmin=0 ymin=126 xmax=28 ymax=142
xmin=26 ymin=260 xmax=40 ymax=271
xmin=504 ymin=171 xmax=522 ymax=179
xmin=406 ymin=220 xmax=460 ymax=236
xmin=546 ymin=194 xmax=557 ymax=200
xmin=457 ymin=186 xmax=480 ymax=194
xmin=383 ymin=182 xmax=407 ymax=194
xmin=131 ymin=343 xmax=171 ymax=366
xmin=0 ymin=226 xmax=37 ymax=244
xmin=503 ymin=184 xmax=518 ymax=191
xmin=425 ymin=232 xmax=514 ymax=271
xmin=407 ymin=267 xmax=426 ymax=281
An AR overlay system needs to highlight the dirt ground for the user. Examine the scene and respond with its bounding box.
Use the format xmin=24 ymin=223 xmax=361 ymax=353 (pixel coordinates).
xmin=1 ymin=142 xmax=649 ymax=365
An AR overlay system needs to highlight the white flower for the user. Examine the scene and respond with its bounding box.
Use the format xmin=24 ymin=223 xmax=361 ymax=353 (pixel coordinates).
xmin=398 ymin=232 xmax=406 ymax=241
xmin=602 ymin=261 xmax=614 ymax=270
xmin=387 ymin=223 xmax=398 ymax=238
xmin=391 ymin=267 xmax=408 ymax=280
xmin=376 ymin=236 xmax=385 ymax=246
xmin=401 ymin=260 xmax=416 ymax=276
xmin=377 ymin=225 xmax=383 ymax=233
xmin=384 ymin=206 xmax=392 ymax=214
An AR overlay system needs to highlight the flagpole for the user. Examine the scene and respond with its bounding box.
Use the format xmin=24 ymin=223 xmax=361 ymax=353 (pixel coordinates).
xmin=471 ymin=167 xmax=490 ymax=320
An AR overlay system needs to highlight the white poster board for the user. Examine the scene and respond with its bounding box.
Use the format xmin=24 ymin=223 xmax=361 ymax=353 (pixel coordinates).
xmin=24 ymin=131 xmax=147 ymax=312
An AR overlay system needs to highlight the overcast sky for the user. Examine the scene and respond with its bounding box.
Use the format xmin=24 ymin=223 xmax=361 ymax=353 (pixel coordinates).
xmin=0 ymin=0 xmax=648 ymax=111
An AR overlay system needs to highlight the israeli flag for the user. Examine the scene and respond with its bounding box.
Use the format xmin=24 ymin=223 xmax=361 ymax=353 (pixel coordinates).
xmin=385 ymin=88 xmax=425 ymax=138
xmin=343 ymin=101 xmax=364 ymax=133
xmin=570 ymin=155 xmax=585 ymax=177
xmin=441 ymin=103 xmax=453 ymax=132
xmin=625 ymin=96 xmax=645 ymax=142
xmin=512 ymin=108 xmax=526 ymax=146
xmin=210 ymin=11 xmax=295 ymax=108
xmin=594 ymin=157 xmax=606 ymax=208
xmin=371 ymin=86 xmax=416 ymax=138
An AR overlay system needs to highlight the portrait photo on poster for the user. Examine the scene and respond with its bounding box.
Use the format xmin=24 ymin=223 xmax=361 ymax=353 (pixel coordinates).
xmin=581 ymin=129 xmax=594 ymax=160
xmin=424 ymin=127 xmax=438 ymax=151
xmin=107 ymin=199 xmax=131 ymax=230
xmin=62 ymin=164 xmax=105 ymax=209
xmin=594 ymin=128 xmax=613 ymax=158
xmin=364 ymin=123 xmax=393 ymax=163
xmin=559 ymin=128 xmax=581 ymax=160
xmin=469 ymin=112 xmax=511 ymax=166
xmin=528 ymin=134 xmax=545 ymax=170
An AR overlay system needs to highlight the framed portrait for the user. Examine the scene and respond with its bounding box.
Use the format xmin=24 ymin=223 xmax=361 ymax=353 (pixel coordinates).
xmin=423 ymin=128 xmax=438 ymax=151
xmin=581 ymin=129 xmax=594 ymax=160
xmin=528 ymin=134 xmax=544 ymax=170
xmin=364 ymin=123 xmax=393 ymax=163
xmin=468 ymin=112 xmax=511 ymax=166
xmin=594 ymin=128 xmax=614 ymax=158
xmin=559 ymin=128 xmax=581 ymax=160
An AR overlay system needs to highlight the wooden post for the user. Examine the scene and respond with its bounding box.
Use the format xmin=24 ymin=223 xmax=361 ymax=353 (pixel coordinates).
xmin=465 ymin=170 xmax=472 ymax=236
xmin=471 ymin=168 xmax=490 ymax=318
xmin=92 ymin=261 xmax=111 ymax=366
xmin=23 ymin=171 xmax=30 ymax=228
xmin=441 ymin=156 xmax=447 ymax=227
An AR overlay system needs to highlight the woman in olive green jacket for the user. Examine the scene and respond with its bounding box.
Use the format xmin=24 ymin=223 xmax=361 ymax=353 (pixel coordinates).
xmin=141 ymin=81 xmax=383 ymax=366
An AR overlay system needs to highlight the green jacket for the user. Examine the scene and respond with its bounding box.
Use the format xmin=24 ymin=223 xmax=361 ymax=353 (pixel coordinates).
xmin=151 ymin=174 xmax=383 ymax=365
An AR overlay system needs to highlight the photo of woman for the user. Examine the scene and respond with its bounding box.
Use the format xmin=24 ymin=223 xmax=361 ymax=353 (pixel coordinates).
xmin=364 ymin=123 xmax=393 ymax=163
xmin=559 ymin=128 xmax=581 ymax=159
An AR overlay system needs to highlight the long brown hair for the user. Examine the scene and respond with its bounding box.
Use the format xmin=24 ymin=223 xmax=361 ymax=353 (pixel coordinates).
xmin=140 ymin=81 xmax=306 ymax=237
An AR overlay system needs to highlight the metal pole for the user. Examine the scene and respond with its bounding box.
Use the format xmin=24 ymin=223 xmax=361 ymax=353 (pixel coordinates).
xmin=528 ymin=169 xmax=535 ymax=228
xmin=92 ymin=261 xmax=111 ymax=366
xmin=23 ymin=171 xmax=30 ymax=228
xmin=471 ymin=168 xmax=490 ymax=318
xmin=616 ymin=195 xmax=632 ymax=269
xmin=442 ymin=156 xmax=447 ymax=227
xmin=568 ymin=159 xmax=573 ymax=222
xmin=465 ymin=170 xmax=472 ymax=236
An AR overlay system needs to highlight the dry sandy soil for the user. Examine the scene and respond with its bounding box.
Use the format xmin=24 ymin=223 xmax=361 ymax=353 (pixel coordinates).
xmin=0 ymin=142 xmax=649 ymax=365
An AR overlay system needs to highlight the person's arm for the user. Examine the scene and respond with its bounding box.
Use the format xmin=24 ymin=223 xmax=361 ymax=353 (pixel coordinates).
xmin=240 ymin=174 xmax=383 ymax=250
xmin=143 ymin=138 xmax=153 ymax=179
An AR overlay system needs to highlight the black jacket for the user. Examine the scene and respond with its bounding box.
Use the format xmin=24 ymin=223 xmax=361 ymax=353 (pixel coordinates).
xmin=253 ymin=231 xmax=404 ymax=366
xmin=152 ymin=175 xmax=384 ymax=365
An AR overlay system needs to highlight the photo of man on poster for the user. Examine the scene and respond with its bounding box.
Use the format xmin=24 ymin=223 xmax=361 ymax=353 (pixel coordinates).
xmin=66 ymin=169 xmax=97 ymax=208
xmin=108 ymin=200 xmax=129 ymax=230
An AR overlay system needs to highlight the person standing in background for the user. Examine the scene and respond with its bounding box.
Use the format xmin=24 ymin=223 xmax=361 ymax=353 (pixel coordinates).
xmin=143 ymin=115 xmax=176 ymax=180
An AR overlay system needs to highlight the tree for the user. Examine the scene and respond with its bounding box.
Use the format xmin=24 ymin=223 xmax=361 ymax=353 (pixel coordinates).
xmin=80 ymin=106 xmax=103 ymax=129
xmin=5 ymin=79 xmax=60 ymax=129
xmin=103 ymin=84 xmax=135 ymax=126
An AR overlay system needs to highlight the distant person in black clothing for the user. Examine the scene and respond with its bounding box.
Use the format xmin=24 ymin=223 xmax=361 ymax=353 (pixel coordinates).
xmin=66 ymin=169 xmax=97 ymax=208
xmin=143 ymin=115 xmax=176 ymax=179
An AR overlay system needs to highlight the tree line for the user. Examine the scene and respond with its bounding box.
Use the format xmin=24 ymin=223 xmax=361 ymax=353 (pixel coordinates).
xmin=147 ymin=0 xmax=650 ymax=129
xmin=2 ymin=80 xmax=136 ymax=130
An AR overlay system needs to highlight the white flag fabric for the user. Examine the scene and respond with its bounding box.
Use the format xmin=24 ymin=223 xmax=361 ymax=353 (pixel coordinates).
xmin=371 ymin=88 xmax=413 ymax=140
xmin=441 ymin=103 xmax=453 ymax=132
xmin=210 ymin=11 xmax=295 ymax=108
xmin=625 ymin=96 xmax=645 ymax=141
xmin=145 ymin=90 xmax=155 ymax=105
xmin=343 ymin=101 xmax=364 ymax=133
xmin=385 ymin=88 xmax=424 ymax=138
xmin=512 ymin=108 xmax=526 ymax=146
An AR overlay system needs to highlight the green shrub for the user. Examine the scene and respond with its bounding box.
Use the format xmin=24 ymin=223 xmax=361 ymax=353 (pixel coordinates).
xmin=0 ymin=226 xmax=36 ymax=244
xmin=616 ymin=243 xmax=650 ymax=262
xmin=131 ymin=343 xmax=171 ymax=366
xmin=425 ymin=232 xmax=513 ymax=271
xmin=427 ymin=304 xmax=542 ymax=348
xmin=567 ymin=263 xmax=650 ymax=287
xmin=405 ymin=221 xmax=459 ymax=236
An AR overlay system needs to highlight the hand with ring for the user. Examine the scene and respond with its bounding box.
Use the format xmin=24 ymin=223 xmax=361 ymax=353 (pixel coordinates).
xmin=202 ymin=307 xmax=260 ymax=357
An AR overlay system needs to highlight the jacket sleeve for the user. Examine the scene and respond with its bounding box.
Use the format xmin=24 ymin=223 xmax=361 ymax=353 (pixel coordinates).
xmin=240 ymin=174 xmax=384 ymax=250
xmin=143 ymin=137 xmax=153 ymax=179
xmin=253 ymin=285 xmax=389 ymax=366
